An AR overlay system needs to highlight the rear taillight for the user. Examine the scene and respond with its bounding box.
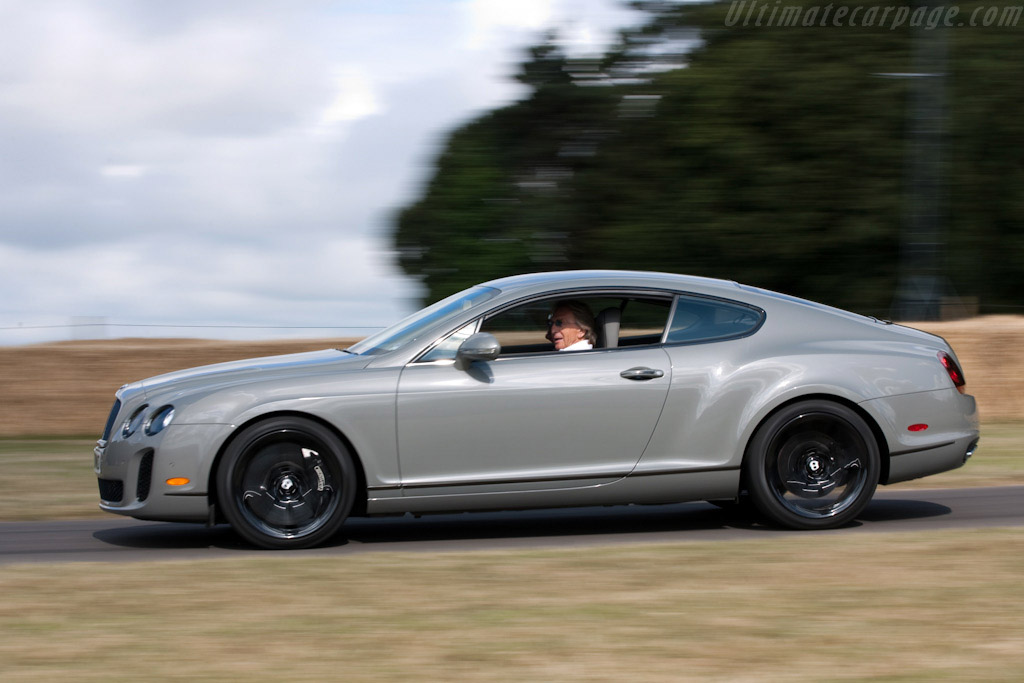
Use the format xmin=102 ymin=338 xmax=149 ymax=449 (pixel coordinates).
xmin=938 ymin=352 xmax=966 ymax=394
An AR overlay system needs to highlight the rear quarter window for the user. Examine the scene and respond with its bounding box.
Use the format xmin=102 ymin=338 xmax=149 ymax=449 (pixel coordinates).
xmin=667 ymin=295 xmax=764 ymax=344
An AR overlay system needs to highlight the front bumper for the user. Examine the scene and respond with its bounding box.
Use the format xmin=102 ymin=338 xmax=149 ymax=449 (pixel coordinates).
xmin=94 ymin=422 xmax=234 ymax=523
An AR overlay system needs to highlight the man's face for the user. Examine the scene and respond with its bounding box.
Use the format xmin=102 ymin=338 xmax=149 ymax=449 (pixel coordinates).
xmin=548 ymin=307 xmax=585 ymax=350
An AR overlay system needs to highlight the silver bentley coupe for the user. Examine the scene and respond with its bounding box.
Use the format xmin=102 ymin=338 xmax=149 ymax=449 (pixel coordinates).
xmin=94 ymin=270 xmax=979 ymax=549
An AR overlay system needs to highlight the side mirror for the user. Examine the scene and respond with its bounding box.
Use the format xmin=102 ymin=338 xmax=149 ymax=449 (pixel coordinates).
xmin=455 ymin=332 xmax=501 ymax=369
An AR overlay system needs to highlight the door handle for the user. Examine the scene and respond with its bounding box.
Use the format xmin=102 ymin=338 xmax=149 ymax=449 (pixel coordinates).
xmin=620 ymin=367 xmax=665 ymax=381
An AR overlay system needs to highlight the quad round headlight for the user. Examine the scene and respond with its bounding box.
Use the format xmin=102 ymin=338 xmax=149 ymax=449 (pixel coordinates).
xmin=121 ymin=404 xmax=149 ymax=438
xmin=144 ymin=405 xmax=176 ymax=436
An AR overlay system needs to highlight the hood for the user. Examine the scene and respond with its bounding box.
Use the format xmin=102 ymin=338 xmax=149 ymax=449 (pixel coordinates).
xmin=120 ymin=348 xmax=371 ymax=403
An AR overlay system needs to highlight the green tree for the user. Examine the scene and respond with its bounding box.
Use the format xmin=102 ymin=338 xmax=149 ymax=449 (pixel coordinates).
xmin=393 ymin=1 xmax=1024 ymax=316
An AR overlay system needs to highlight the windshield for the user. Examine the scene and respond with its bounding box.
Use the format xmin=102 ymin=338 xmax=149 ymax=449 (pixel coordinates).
xmin=347 ymin=286 xmax=500 ymax=356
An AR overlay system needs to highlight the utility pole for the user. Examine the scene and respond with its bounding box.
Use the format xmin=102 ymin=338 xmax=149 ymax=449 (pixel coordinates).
xmin=888 ymin=7 xmax=952 ymax=321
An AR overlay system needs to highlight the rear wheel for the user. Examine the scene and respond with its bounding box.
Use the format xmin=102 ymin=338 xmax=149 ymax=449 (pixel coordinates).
xmin=217 ymin=417 xmax=356 ymax=549
xmin=745 ymin=400 xmax=880 ymax=530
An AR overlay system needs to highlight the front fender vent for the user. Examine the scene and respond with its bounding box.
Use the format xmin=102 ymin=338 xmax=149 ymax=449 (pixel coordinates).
xmin=136 ymin=451 xmax=154 ymax=502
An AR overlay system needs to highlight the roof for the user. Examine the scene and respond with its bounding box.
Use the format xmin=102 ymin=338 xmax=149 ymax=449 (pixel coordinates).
xmin=482 ymin=270 xmax=740 ymax=294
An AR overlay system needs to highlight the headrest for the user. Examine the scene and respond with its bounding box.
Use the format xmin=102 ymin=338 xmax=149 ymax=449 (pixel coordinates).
xmin=595 ymin=307 xmax=621 ymax=348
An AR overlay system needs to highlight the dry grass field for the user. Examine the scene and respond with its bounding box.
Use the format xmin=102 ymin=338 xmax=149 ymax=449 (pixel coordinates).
xmin=1 ymin=531 xmax=1022 ymax=681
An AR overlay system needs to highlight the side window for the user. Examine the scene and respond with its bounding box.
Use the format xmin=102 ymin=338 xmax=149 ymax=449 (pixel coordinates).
xmin=666 ymin=295 xmax=763 ymax=344
xmin=617 ymin=298 xmax=672 ymax=347
xmin=479 ymin=300 xmax=553 ymax=353
xmin=479 ymin=294 xmax=673 ymax=354
xmin=418 ymin=320 xmax=479 ymax=362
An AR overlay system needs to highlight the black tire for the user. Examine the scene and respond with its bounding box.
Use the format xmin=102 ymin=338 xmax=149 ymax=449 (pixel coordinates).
xmin=744 ymin=400 xmax=880 ymax=530
xmin=216 ymin=417 xmax=357 ymax=549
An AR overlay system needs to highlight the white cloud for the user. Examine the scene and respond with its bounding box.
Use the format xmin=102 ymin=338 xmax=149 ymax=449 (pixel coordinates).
xmin=0 ymin=0 xmax=644 ymax=345
xmin=315 ymin=66 xmax=383 ymax=136
xmin=0 ymin=236 xmax=419 ymax=342
xmin=100 ymin=164 xmax=147 ymax=179
xmin=463 ymin=0 xmax=554 ymax=49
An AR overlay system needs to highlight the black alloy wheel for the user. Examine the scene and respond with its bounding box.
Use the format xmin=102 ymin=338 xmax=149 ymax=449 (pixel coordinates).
xmin=217 ymin=417 xmax=357 ymax=549
xmin=745 ymin=400 xmax=880 ymax=530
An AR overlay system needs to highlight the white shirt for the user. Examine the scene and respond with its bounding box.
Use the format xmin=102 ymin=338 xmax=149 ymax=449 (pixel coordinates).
xmin=559 ymin=339 xmax=593 ymax=352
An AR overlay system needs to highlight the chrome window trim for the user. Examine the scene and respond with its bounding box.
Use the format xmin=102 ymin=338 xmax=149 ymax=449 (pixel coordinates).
xmin=661 ymin=295 xmax=681 ymax=345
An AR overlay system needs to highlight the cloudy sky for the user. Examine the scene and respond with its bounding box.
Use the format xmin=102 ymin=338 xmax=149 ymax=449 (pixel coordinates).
xmin=0 ymin=0 xmax=643 ymax=345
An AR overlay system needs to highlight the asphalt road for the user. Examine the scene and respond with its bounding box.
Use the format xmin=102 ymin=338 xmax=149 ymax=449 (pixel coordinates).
xmin=1 ymin=486 xmax=1021 ymax=565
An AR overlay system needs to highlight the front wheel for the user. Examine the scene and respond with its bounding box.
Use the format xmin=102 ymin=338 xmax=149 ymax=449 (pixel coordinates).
xmin=744 ymin=401 xmax=880 ymax=530
xmin=217 ymin=417 xmax=357 ymax=549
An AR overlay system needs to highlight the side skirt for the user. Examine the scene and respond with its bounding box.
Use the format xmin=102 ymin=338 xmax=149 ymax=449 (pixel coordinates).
xmin=365 ymin=469 xmax=740 ymax=516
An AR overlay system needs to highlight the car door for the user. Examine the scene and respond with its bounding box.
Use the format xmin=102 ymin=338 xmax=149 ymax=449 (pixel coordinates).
xmin=395 ymin=344 xmax=672 ymax=492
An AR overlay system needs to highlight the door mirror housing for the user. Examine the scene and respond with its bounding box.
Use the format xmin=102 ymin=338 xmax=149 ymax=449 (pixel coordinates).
xmin=455 ymin=332 xmax=501 ymax=369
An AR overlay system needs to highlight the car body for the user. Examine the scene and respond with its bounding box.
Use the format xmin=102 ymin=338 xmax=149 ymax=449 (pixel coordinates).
xmin=93 ymin=270 xmax=979 ymax=548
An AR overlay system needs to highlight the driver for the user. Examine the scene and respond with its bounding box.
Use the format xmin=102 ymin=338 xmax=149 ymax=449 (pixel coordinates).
xmin=546 ymin=300 xmax=596 ymax=351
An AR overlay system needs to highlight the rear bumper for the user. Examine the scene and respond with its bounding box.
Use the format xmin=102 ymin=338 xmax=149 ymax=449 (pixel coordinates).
xmin=860 ymin=388 xmax=979 ymax=485
xmin=886 ymin=433 xmax=979 ymax=484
